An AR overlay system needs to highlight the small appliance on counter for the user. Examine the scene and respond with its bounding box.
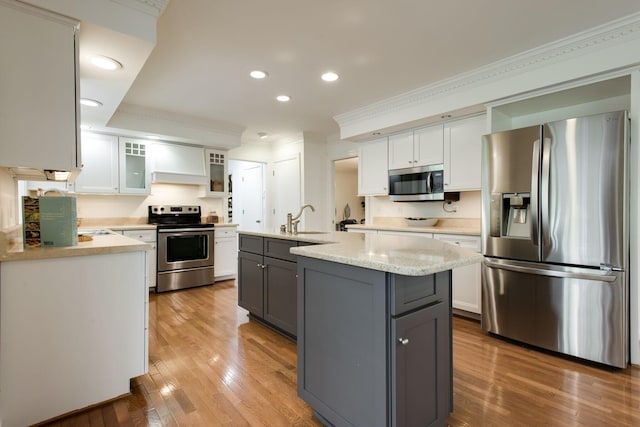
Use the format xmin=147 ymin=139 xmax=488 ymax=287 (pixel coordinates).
xmin=207 ymin=211 xmax=219 ymax=223
xmin=22 ymin=195 xmax=78 ymax=248
xmin=148 ymin=205 xmax=215 ymax=293
xmin=338 ymin=219 xmax=357 ymax=231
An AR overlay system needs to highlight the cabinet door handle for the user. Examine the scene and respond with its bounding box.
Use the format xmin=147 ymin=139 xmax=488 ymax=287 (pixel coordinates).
xmin=397 ymin=338 xmax=409 ymax=345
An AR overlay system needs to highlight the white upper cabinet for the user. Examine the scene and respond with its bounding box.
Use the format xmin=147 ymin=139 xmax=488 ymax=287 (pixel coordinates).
xmin=203 ymin=149 xmax=228 ymax=197
xmin=0 ymin=1 xmax=79 ymax=172
xmin=75 ymin=133 xmax=151 ymax=195
xmin=388 ymin=131 xmax=414 ymax=170
xmin=74 ymin=133 xmax=119 ymax=194
xmin=119 ymin=138 xmax=152 ymax=194
xmin=414 ymin=124 xmax=444 ymax=167
xmin=443 ymin=115 xmax=486 ymax=191
xmin=388 ymin=125 xmax=444 ymax=170
xmin=358 ymin=137 xmax=388 ymax=196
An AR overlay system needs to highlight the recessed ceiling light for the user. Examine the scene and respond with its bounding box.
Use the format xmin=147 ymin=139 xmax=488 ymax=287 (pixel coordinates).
xmin=90 ymin=55 xmax=122 ymax=70
xmin=276 ymin=95 xmax=291 ymax=102
xmin=80 ymin=98 xmax=103 ymax=107
xmin=250 ymin=70 xmax=268 ymax=79
xmin=257 ymin=132 xmax=268 ymax=139
xmin=321 ymin=72 xmax=339 ymax=82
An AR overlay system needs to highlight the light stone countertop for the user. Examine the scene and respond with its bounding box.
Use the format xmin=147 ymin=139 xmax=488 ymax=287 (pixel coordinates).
xmin=345 ymin=217 xmax=481 ymax=236
xmin=239 ymin=229 xmax=483 ymax=276
xmin=0 ymin=220 xmax=238 ymax=262
xmin=1 ymin=233 xmax=151 ymax=262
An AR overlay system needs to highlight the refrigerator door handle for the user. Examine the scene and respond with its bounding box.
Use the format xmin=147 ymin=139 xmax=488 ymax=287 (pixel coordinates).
xmin=540 ymin=133 xmax=552 ymax=248
xmin=531 ymin=139 xmax=541 ymax=246
xmin=484 ymin=259 xmax=617 ymax=282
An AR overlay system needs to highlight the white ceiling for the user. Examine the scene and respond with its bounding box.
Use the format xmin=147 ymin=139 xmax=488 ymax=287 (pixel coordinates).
xmin=79 ymin=0 xmax=640 ymax=145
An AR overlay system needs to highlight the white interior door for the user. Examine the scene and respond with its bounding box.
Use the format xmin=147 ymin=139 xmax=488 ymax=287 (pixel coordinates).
xmin=239 ymin=164 xmax=264 ymax=231
xmin=272 ymin=156 xmax=301 ymax=229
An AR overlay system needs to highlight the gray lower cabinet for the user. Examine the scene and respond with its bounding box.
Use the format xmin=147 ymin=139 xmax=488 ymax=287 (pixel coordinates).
xmin=263 ymin=256 xmax=297 ymax=334
xmin=237 ymin=250 xmax=264 ymax=316
xmin=237 ymin=234 xmax=300 ymax=338
xmin=297 ymin=256 xmax=452 ymax=427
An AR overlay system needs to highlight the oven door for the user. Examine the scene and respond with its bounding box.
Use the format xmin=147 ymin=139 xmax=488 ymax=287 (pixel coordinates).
xmin=157 ymin=227 xmax=214 ymax=272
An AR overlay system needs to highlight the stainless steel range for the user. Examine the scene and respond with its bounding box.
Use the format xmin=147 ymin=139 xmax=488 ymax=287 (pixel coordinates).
xmin=148 ymin=205 xmax=215 ymax=293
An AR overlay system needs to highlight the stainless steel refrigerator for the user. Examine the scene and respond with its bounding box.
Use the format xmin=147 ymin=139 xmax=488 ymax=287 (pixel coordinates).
xmin=481 ymin=110 xmax=629 ymax=368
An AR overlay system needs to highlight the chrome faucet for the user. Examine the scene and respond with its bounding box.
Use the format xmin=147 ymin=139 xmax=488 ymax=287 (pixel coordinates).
xmin=286 ymin=204 xmax=315 ymax=233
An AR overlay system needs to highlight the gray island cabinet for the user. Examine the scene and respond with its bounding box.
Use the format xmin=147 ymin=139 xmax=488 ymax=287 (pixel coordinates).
xmin=238 ymin=233 xmax=313 ymax=338
xmin=291 ymin=233 xmax=483 ymax=427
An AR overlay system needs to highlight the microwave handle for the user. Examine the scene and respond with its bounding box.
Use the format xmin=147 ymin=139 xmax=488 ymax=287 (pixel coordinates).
xmin=426 ymin=171 xmax=432 ymax=194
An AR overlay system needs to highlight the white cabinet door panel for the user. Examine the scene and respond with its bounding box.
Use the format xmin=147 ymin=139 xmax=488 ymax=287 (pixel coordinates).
xmin=0 ymin=2 xmax=79 ymax=172
xmin=433 ymin=233 xmax=481 ymax=314
xmin=444 ymin=115 xmax=485 ymax=191
xmin=414 ymin=124 xmax=444 ymax=167
xmin=388 ymin=131 xmax=414 ymax=170
xmin=358 ymin=137 xmax=388 ymax=196
xmin=74 ymin=133 xmax=119 ymax=194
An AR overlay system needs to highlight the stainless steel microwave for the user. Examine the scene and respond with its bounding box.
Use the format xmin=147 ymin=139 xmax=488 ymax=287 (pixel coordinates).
xmin=388 ymin=164 xmax=444 ymax=201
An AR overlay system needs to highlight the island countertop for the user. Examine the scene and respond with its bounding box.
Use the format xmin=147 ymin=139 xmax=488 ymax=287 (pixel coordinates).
xmin=239 ymin=229 xmax=483 ymax=276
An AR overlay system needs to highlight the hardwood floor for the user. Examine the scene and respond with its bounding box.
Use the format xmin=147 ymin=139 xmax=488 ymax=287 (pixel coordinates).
xmin=42 ymin=281 xmax=639 ymax=427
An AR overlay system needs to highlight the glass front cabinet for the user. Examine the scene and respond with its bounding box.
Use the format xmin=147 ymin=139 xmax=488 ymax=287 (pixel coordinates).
xmin=119 ymin=137 xmax=151 ymax=195
xmin=204 ymin=149 xmax=228 ymax=197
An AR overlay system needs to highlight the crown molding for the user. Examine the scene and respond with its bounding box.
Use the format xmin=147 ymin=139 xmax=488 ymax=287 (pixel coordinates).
xmin=110 ymin=0 xmax=169 ymax=17
xmin=334 ymin=11 xmax=640 ymax=134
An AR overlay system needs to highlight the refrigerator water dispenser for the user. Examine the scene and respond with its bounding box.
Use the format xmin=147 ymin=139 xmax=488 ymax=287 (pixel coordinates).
xmin=489 ymin=192 xmax=531 ymax=238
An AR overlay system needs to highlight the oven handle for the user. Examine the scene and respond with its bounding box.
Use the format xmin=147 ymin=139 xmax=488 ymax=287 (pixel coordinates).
xmin=158 ymin=227 xmax=215 ymax=233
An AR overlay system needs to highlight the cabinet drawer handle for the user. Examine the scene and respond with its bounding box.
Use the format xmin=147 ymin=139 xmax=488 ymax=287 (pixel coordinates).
xmin=397 ymin=338 xmax=409 ymax=345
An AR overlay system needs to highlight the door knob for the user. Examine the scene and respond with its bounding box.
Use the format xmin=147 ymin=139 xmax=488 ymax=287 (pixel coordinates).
xmin=397 ymin=338 xmax=409 ymax=345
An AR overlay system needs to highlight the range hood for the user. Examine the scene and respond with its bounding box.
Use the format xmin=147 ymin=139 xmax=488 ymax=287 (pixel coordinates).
xmin=151 ymin=171 xmax=207 ymax=185
xmin=8 ymin=167 xmax=80 ymax=182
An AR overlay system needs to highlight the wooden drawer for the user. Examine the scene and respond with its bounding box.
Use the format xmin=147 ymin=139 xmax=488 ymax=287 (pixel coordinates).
xmin=238 ymin=234 xmax=263 ymax=255
xmin=389 ymin=271 xmax=450 ymax=316
xmin=122 ymin=229 xmax=156 ymax=242
xmin=264 ymin=238 xmax=297 ymax=262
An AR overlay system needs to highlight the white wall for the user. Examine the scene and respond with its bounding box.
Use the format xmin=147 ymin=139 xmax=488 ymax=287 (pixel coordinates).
xmin=302 ymin=133 xmax=329 ymax=231
xmin=368 ymin=191 xmax=481 ymax=222
xmin=229 ymin=134 xmax=330 ymax=231
xmin=0 ymin=168 xmax=18 ymax=228
xmin=75 ymin=183 xmax=226 ymax=222
xmin=629 ymin=70 xmax=640 ymax=364
xmin=335 ymin=169 xmax=363 ymax=224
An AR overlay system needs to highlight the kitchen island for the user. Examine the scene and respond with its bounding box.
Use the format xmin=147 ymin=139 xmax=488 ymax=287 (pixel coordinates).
xmin=238 ymin=230 xmax=481 ymax=426
xmin=0 ymin=233 xmax=150 ymax=427
xmin=291 ymin=233 xmax=481 ymax=427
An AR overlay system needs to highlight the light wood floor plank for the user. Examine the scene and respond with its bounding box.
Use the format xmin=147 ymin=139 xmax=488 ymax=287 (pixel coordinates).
xmin=39 ymin=280 xmax=639 ymax=426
